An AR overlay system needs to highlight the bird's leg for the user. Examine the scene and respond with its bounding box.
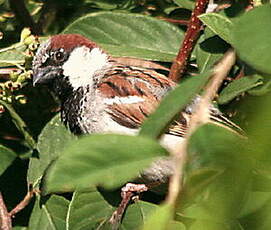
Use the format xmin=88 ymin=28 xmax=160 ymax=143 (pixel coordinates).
xmin=109 ymin=183 xmax=148 ymax=230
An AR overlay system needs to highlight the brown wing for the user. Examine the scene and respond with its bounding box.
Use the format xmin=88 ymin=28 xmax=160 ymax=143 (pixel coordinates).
xmin=97 ymin=65 xmax=238 ymax=137
xmin=97 ymin=65 xmax=187 ymax=134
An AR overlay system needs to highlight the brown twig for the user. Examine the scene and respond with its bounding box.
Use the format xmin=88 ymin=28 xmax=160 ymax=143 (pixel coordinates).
xmin=8 ymin=0 xmax=41 ymax=34
xmin=109 ymin=183 xmax=148 ymax=229
xmin=8 ymin=186 xmax=35 ymax=218
xmin=0 ymin=192 xmax=12 ymax=230
xmin=109 ymin=192 xmax=133 ymax=230
xmin=166 ymin=49 xmax=236 ymax=205
xmin=169 ymin=0 xmax=209 ymax=82
xmin=159 ymin=17 xmax=189 ymax=26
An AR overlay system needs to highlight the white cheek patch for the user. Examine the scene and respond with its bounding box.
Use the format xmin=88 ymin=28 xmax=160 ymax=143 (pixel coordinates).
xmin=104 ymin=96 xmax=145 ymax=105
xmin=63 ymin=46 xmax=109 ymax=89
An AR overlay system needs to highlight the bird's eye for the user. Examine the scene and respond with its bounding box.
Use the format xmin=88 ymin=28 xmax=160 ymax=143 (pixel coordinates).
xmin=54 ymin=51 xmax=65 ymax=62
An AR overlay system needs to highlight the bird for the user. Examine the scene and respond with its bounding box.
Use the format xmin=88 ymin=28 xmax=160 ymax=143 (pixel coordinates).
xmin=32 ymin=33 xmax=236 ymax=191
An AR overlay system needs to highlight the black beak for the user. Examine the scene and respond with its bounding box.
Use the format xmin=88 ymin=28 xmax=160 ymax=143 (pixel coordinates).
xmin=32 ymin=66 xmax=61 ymax=86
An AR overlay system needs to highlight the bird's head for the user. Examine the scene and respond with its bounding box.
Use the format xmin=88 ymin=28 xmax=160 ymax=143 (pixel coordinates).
xmin=32 ymin=34 xmax=110 ymax=90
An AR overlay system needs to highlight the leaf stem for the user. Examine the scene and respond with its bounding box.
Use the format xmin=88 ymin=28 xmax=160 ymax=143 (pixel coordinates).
xmin=0 ymin=100 xmax=36 ymax=149
xmin=169 ymin=0 xmax=209 ymax=82
xmin=9 ymin=185 xmax=35 ymax=218
xmin=109 ymin=191 xmax=133 ymax=230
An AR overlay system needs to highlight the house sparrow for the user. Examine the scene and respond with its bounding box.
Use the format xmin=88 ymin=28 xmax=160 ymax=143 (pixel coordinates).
xmin=32 ymin=34 xmax=235 ymax=190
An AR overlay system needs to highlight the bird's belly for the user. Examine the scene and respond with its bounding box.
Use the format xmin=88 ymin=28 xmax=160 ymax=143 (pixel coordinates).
xmin=78 ymin=109 xmax=137 ymax=135
xmin=79 ymin=110 xmax=183 ymax=152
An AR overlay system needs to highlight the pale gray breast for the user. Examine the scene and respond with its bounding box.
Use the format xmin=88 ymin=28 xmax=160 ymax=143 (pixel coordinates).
xmin=78 ymin=88 xmax=137 ymax=135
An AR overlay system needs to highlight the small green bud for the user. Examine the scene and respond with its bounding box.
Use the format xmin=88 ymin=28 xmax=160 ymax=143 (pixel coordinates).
xmin=24 ymin=56 xmax=34 ymax=70
xmin=20 ymin=28 xmax=31 ymax=43
xmin=9 ymin=71 xmax=21 ymax=81
xmin=17 ymin=75 xmax=26 ymax=83
xmin=24 ymin=35 xmax=36 ymax=46
xmin=19 ymin=98 xmax=27 ymax=104
xmin=0 ymin=16 xmax=6 ymax=22
xmin=25 ymin=70 xmax=33 ymax=79
xmin=6 ymin=96 xmax=12 ymax=103
xmin=15 ymin=95 xmax=27 ymax=104
xmin=17 ymin=71 xmax=32 ymax=83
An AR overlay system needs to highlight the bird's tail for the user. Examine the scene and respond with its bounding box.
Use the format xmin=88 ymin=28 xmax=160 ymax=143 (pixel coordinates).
xmin=210 ymin=112 xmax=245 ymax=136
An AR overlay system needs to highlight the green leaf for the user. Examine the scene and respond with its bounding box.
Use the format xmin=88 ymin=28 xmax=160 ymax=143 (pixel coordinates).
xmin=141 ymin=204 xmax=174 ymax=230
xmin=28 ymin=195 xmax=69 ymax=230
xmin=12 ymin=227 xmax=28 ymax=230
xmin=196 ymin=35 xmax=228 ymax=73
xmin=0 ymin=99 xmax=36 ymax=149
xmin=121 ymin=201 xmax=158 ymax=230
xmin=248 ymin=78 xmax=271 ymax=96
xmin=252 ymin=172 xmax=271 ymax=192
xmin=187 ymin=124 xmax=245 ymax=169
xmin=164 ymin=6 xmax=180 ymax=15
xmin=0 ymin=36 xmax=47 ymax=68
xmin=239 ymin=191 xmax=271 ymax=217
xmin=181 ymin=167 xmax=224 ymax=205
xmin=232 ymin=5 xmax=271 ymax=74
xmin=67 ymin=190 xmax=160 ymax=230
xmin=176 ymin=124 xmax=251 ymax=222
xmin=199 ymin=13 xmax=233 ymax=44
xmin=173 ymin=0 xmax=195 ymax=10
xmin=67 ymin=189 xmax=114 ymax=230
xmin=44 ymin=134 xmax=168 ymax=193
xmin=246 ymin=94 xmax=271 ymax=172
xmin=84 ymin=0 xmax=126 ymax=10
xmin=189 ymin=219 xmax=243 ymax=230
xmin=139 ymin=71 xmax=211 ymax=139
xmin=63 ymin=12 xmax=184 ymax=61
xmin=167 ymin=221 xmax=186 ymax=230
xmin=0 ymin=43 xmax=26 ymax=67
xmin=218 ymin=75 xmax=263 ymax=104
xmin=241 ymin=199 xmax=271 ymax=230
xmin=27 ymin=115 xmax=75 ymax=187
xmin=0 ymin=145 xmax=17 ymax=176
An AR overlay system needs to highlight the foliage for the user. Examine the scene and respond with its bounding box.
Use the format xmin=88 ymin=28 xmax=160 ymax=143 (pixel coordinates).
xmin=1 ymin=0 xmax=271 ymax=229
